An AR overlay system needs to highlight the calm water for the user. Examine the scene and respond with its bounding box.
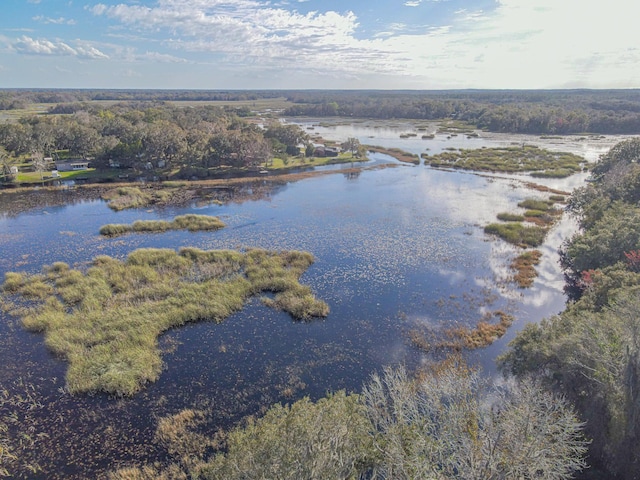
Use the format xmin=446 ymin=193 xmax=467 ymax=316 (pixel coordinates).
xmin=0 ymin=122 xmax=627 ymax=478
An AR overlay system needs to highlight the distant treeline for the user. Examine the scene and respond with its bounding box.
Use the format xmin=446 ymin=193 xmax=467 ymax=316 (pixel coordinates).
xmin=283 ymin=90 xmax=640 ymax=134
xmin=3 ymin=89 xmax=640 ymax=135
xmin=0 ymin=89 xmax=284 ymax=110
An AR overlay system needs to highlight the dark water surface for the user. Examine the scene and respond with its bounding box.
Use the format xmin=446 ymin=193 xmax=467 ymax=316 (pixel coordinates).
xmin=0 ymin=124 xmax=626 ymax=477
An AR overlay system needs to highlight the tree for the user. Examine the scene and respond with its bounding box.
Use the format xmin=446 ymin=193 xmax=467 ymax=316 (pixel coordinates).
xmin=126 ymin=360 xmax=587 ymax=480
xmin=31 ymin=152 xmax=47 ymax=182
xmin=0 ymin=147 xmax=16 ymax=183
xmin=341 ymin=137 xmax=361 ymax=157
xmin=362 ymin=362 xmax=587 ymax=480
xmin=189 ymin=392 xmax=372 ymax=480
xmin=263 ymin=122 xmax=308 ymax=149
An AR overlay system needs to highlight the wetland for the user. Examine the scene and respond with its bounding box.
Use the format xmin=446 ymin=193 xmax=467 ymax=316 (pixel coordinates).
xmin=0 ymin=119 xmax=631 ymax=478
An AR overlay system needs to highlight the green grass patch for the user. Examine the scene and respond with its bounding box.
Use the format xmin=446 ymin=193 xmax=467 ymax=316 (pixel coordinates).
xmin=422 ymin=145 xmax=585 ymax=177
xmin=517 ymin=198 xmax=554 ymax=211
xmin=100 ymin=214 xmax=225 ymax=237
xmin=268 ymin=153 xmax=367 ymax=170
xmin=1 ymin=247 xmax=329 ymax=396
xmin=523 ymin=209 xmax=547 ymax=218
xmin=366 ymin=146 xmax=420 ymax=164
xmin=497 ymin=212 xmax=525 ymax=222
xmin=484 ymin=222 xmax=548 ymax=248
xmin=16 ymin=168 xmax=122 ymax=184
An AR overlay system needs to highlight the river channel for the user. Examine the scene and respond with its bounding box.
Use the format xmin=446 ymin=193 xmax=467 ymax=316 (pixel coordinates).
xmin=0 ymin=120 xmax=629 ymax=477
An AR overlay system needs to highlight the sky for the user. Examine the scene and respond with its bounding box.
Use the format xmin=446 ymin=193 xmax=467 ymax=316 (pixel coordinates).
xmin=0 ymin=0 xmax=639 ymax=90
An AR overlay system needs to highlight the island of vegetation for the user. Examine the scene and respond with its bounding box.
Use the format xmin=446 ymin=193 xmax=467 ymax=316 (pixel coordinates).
xmin=1 ymin=247 xmax=329 ymax=396
xmin=422 ymin=145 xmax=586 ymax=178
xmin=99 ymin=214 xmax=225 ymax=237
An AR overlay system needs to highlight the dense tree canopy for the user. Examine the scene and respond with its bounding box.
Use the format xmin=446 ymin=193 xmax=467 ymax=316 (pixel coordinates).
xmin=0 ymin=102 xmax=308 ymax=176
xmin=501 ymin=138 xmax=640 ymax=478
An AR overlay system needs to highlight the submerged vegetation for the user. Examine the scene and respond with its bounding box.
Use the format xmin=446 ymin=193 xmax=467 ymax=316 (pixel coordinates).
xmin=422 ymin=145 xmax=585 ymax=178
xmin=409 ymin=311 xmax=515 ymax=352
xmin=111 ymin=360 xmax=587 ymax=480
xmin=510 ymin=250 xmax=543 ymax=288
xmin=99 ymin=214 xmax=225 ymax=237
xmin=0 ymin=248 xmax=328 ymax=396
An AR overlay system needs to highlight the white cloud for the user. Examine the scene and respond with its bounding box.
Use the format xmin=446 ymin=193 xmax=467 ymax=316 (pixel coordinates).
xmin=139 ymin=51 xmax=188 ymax=63
xmin=86 ymin=0 xmax=640 ymax=88
xmin=90 ymin=1 xmax=405 ymax=75
xmin=32 ymin=16 xmax=77 ymax=25
xmin=11 ymin=36 xmax=109 ymax=59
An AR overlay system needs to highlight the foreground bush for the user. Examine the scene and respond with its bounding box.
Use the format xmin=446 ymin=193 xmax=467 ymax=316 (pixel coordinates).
xmin=112 ymin=361 xmax=587 ymax=480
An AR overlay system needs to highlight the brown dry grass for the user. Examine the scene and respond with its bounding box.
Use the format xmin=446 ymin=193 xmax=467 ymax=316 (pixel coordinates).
xmin=510 ymin=250 xmax=543 ymax=288
xmin=409 ymin=311 xmax=515 ymax=352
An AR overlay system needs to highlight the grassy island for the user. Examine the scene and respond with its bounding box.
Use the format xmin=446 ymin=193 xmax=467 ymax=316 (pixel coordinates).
xmin=1 ymin=248 xmax=329 ymax=396
xmin=366 ymin=146 xmax=421 ymax=164
xmin=99 ymin=214 xmax=225 ymax=237
xmin=486 ymin=196 xmax=563 ymax=248
xmin=422 ymin=145 xmax=586 ymax=177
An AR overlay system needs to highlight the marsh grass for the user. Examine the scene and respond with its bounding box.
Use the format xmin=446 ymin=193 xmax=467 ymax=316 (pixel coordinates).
xmin=446 ymin=311 xmax=515 ymax=349
xmin=517 ymin=198 xmax=555 ymax=211
xmin=366 ymin=146 xmax=421 ymax=165
xmin=1 ymin=247 xmax=328 ymax=396
xmin=484 ymin=223 xmax=548 ymax=248
xmin=497 ymin=212 xmax=525 ymax=222
xmin=100 ymin=214 xmax=226 ymax=237
xmin=409 ymin=311 xmax=515 ymax=351
xmin=101 ymin=185 xmax=194 ymax=211
xmin=510 ymin=250 xmax=543 ymax=288
xmin=102 ymin=187 xmax=154 ymax=211
xmin=422 ymin=145 xmax=585 ymax=177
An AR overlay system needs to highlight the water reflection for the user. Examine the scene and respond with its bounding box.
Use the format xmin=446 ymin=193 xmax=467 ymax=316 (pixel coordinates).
xmin=0 ymin=122 xmax=621 ymax=478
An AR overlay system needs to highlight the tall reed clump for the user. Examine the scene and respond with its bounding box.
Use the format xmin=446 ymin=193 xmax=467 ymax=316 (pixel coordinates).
xmin=100 ymin=214 xmax=226 ymax=237
xmin=102 ymin=187 xmax=154 ymax=211
xmin=484 ymin=222 xmax=547 ymax=248
xmin=1 ymin=247 xmax=328 ymax=396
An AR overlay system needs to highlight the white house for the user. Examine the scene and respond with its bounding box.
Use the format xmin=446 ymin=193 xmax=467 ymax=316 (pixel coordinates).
xmin=55 ymin=161 xmax=89 ymax=172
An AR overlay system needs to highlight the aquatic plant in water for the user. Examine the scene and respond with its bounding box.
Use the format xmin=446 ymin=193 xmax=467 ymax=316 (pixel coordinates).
xmin=0 ymin=248 xmax=329 ymax=396
xmin=422 ymin=145 xmax=585 ymax=178
xmin=99 ymin=214 xmax=226 ymax=237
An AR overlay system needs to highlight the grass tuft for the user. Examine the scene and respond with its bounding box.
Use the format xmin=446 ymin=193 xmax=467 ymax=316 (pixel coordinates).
xmin=100 ymin=214 xmax=225 ymax=237
xmin=484 ymin=223 xmax=548 ymax=248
